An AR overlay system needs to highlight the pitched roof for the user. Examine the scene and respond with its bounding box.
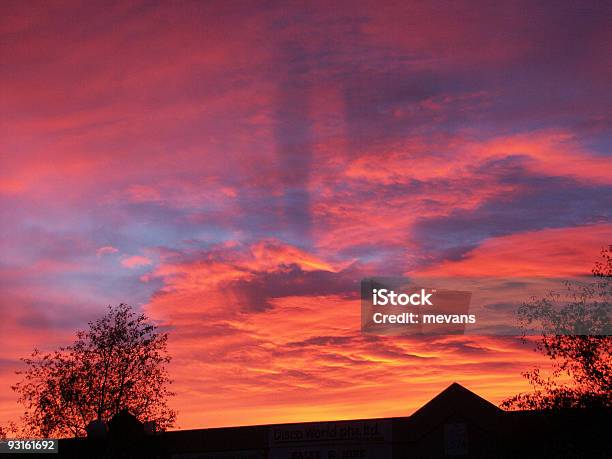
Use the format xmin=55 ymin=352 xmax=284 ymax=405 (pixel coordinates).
xmin=400 ymin=382 xmax=501 ymax=441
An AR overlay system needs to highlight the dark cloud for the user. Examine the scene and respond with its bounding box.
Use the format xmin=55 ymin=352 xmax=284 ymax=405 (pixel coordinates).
xmin=226 ymin=263 xmax=361 ymax=312
xmin=413 ymin=162 xmax=612 ymax=262
xmin=286 ymin=335 xmax=356 ymax=348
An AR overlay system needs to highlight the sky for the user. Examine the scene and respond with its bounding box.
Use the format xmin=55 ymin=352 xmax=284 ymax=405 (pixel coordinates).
xmin=1 ymin=0 xmax=611 ymax=429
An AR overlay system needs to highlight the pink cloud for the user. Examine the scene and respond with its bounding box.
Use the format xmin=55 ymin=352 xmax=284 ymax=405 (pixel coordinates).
xmin=121 ymin=255 xmax=153 ymax=269
xmin=96 ymin=246 xmax=119 ymax=257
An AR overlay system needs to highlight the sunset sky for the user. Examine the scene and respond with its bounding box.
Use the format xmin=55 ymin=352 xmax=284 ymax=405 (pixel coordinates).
xmin=1 ymin=1 xmax=611 ymax=429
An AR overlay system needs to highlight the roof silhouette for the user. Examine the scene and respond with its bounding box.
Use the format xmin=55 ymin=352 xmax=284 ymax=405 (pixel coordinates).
xmin=403 ymin=382 xmax=501 ymax=441
xmin=50 ymin=382 xmax=610 ymax=459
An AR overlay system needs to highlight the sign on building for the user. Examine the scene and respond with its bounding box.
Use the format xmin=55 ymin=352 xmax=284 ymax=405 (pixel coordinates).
xmin=269 ymin=420 xmax=392 ymax=459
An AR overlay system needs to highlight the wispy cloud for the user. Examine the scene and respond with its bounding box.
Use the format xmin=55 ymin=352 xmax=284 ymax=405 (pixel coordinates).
xmin=96 ymin=246 xmax=119 ymax=257
xmin=121 ymin=255 xmax=153 ymax=269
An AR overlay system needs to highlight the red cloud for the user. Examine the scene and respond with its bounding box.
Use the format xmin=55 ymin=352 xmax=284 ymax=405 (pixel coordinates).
xmin=415 ymin=224 xmax=612 ymax=278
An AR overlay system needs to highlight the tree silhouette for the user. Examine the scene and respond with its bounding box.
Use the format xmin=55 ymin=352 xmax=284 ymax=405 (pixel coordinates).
xmin=502 ymin=246 xmax=612 ymax=410
xmin=12 ymin=304 xmax=176 ymax=437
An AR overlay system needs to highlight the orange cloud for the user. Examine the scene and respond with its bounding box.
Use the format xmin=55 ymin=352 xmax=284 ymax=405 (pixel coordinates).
xmin=415 ymin=224 xmax=612 ymax=278
xmin=142 ymin=241 xmax=552 ymax=429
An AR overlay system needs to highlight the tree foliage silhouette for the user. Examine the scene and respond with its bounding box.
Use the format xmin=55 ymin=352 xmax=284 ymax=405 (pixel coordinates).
xmin=502 ymin=246 xmax=612 ymax=410
xmin=12 ymin=304 xmax=176 ymax=437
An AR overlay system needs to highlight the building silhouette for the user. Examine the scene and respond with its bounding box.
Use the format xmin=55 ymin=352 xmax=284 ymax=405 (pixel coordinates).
xmin=8 ymin=383 xmax=610 ymax=458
